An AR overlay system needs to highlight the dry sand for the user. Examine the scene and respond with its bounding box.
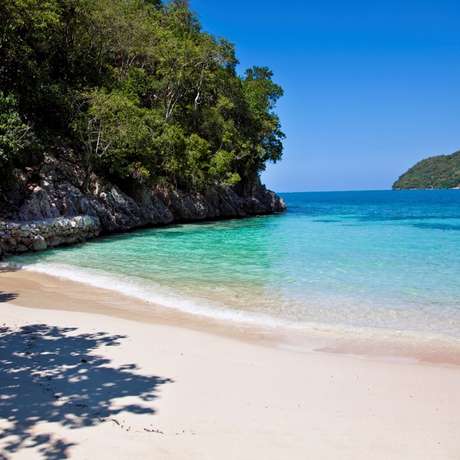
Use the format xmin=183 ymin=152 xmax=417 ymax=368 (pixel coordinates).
xmin=1 ymin=268 xmax=459 ymax=459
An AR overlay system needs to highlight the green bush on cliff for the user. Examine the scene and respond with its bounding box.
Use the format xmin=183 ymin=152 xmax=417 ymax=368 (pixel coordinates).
xmin=0 ymin=92 xmax=35 ymax=169
xmin=0 ymin=0 xmax=284 ymax=190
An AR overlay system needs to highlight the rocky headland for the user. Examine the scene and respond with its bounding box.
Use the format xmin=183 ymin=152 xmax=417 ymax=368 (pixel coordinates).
xmin=0 ymin=155 xmax=285 ymax=258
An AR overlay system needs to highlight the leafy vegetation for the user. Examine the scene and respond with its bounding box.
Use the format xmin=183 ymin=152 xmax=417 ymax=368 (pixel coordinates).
xmin=0 ymin=0 xmax=284 ymax=190
xmin=0 ymin=92 xmax=36 ymax=170
xmin=393 ymin=151 xmax=460 ymax=189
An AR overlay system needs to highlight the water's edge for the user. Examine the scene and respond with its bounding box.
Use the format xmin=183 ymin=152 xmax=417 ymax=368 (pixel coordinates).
xmin=0 ymin=156 xmax=285 ymax=258
xmin=4 ymin=190 xmax=460 ymax=365
xmin=5 ymin=259 xmax=460 ymax=367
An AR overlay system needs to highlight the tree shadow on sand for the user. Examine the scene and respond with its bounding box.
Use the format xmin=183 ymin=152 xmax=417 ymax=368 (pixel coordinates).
xmin=0 ymin=292 xmax=18 ymax=303
xmin=0 ymin=324 xmax=173 ymax=459
xmin=0 ymin=265 xmax=21 ymax=274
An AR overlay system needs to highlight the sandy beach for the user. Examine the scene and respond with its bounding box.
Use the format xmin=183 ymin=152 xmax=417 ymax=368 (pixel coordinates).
xmin=1 ymin=268 xmax=460 ymax=460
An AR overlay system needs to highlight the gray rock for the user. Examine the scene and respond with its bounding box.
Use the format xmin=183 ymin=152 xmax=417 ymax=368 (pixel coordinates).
xmin=32 ymin=235 xmax=47 ymax=251
xmin=0 ymin=216 xmax=101 ymax=257
xmin=0 ymin=154 xmax=285 ymax=257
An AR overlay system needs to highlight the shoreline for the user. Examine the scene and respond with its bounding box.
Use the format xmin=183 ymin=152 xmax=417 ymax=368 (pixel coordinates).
xmin=1 ymin=269 xmax=460 ymax=459
xmin=0 ymin=181 xmax=286 ymax=258
xmin=2 ymin=265 xmax=460 ymax=366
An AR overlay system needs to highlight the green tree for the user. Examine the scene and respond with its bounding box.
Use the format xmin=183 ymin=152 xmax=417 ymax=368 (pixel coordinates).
xmin=0 ymin=92 xmax=35 ymax=171
xmin=1 ymin=0 xmax=284 ymax=193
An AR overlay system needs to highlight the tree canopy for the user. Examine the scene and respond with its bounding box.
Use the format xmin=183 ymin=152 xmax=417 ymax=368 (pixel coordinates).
xmin=393 ymin=151 xmax=460 ymax=189
xmin=0 ymin=0 xmax=284 ymax=191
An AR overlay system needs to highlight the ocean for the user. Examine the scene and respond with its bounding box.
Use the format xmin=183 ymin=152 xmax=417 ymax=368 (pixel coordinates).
xmin=9 ymin=190 xmax=460 ymax=342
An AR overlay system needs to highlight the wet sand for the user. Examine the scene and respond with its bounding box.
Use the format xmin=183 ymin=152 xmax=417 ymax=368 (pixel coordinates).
xmin=1 ymin=268 xmax=460 ymax=459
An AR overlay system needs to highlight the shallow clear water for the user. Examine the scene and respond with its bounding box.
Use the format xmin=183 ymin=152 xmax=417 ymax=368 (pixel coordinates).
xmin=10 ymin=190 xmax=460 ymax=339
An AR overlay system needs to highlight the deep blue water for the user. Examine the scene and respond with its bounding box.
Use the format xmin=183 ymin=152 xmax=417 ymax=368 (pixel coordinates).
xmin=10 ymin=190 xmax=460 ymax=339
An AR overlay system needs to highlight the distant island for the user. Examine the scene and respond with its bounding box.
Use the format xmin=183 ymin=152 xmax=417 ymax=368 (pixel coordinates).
xmin=393 ymin=150 xmax=460 ymax=189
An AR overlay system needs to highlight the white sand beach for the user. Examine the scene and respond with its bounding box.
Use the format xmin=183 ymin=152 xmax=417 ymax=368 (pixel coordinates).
xmin=1 ymin=269 xmax=459 ymax=460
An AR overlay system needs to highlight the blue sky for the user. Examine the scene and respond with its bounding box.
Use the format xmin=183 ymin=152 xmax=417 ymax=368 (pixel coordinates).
xmin=190 ymin=0 xmax=460 ymax=192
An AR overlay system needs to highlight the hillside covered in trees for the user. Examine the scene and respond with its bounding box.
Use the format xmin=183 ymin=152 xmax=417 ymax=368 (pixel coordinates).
xmin=0 ymin=0 xmax=285 ymax=222
xmin=393 ymin=151 xmax=460 ymax=190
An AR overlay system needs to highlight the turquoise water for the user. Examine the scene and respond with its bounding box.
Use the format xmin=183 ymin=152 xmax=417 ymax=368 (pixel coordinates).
xmin=10 ymin=190 xmax=460 ymax=339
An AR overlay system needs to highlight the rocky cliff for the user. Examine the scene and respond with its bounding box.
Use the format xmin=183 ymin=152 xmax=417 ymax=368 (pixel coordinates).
xmin=0 ymin=154 xmax=286 ymax=257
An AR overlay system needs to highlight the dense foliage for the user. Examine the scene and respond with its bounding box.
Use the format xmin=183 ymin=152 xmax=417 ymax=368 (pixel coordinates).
xmin=0 ymin=92 xmax=36 ymax=170
xmin=0 ymin=0 xmax=284 ymax=190
xmin=393 ymin=151 xmax=460 ymax=189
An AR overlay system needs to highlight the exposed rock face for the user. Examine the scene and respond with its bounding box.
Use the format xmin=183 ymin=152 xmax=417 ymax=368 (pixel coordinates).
xmin=0 ymin=216 xmax=101 ymax=257
xmin=0 ymin=154 xmax=285 ymax=257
